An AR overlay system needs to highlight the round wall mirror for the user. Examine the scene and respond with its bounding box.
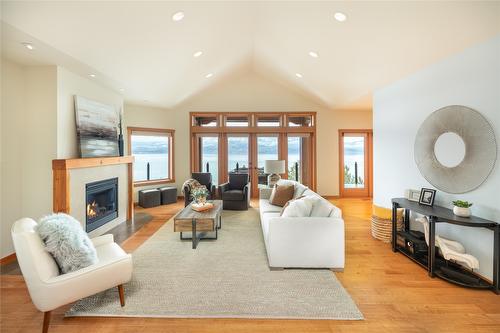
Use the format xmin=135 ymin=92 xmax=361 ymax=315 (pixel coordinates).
xmin=414 ymin=105 xmax=497 ymax=194
xmin=434 ymin=132 xmax=466 ymax=168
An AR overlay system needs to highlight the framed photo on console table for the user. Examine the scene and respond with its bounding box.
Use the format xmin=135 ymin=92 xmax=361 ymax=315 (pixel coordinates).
xmin=419 ymin=188 xmax=436 ymax=206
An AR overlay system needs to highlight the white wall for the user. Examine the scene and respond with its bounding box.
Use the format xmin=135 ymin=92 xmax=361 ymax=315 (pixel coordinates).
xmin=57 ymin=67 xmax=123 ymax=159
xmin=1 ymin=59 xmax=26 ymax=256
xmin=0 ymin=61 xmax=58 ymax=257
xmin=124 ymin=71 xmax=372 ymax=199
xmin=0 ymin=60 xmax=125 ymax=258
xmin=373 ymin=36 xmax=500 ymax=280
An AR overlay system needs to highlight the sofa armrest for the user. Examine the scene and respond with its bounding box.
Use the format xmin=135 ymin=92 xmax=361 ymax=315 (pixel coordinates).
xmin=259 ymin=188 xmax=273 ymax=200
xmin=266 ymin=217 xmax=345 ymax=268
xmin=91 ymin=234 xmax=114 ymax=247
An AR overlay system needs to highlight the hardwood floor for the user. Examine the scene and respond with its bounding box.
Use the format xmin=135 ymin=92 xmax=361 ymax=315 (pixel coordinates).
xmin=1 ymin=198 xmax=499 ymax=333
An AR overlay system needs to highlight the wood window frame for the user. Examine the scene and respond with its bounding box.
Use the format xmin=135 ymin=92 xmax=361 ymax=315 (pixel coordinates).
xmin=127 ymin=127 xmax=175 ymax=187
xmin=189 ymin=112 xmax=317 ymax=192
xmin=338 ymin=129 xmax=373 ymax=198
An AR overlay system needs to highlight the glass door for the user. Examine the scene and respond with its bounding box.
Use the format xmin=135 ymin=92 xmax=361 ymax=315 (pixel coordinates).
xmin=287 ymin=134 xmax=312 ymax=187
xmin=254 ymin=134 xmax=280 ymax=195
xmin=227 ymin=134 xmax=250 ymax=179
xmin=339 ymin=131 xmax=372 ymax=197
xmin=198 ymin=135 xmax=219 ymax=185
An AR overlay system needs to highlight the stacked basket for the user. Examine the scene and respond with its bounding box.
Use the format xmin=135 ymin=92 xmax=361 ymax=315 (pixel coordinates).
xmin=371 ymin=205 xmax=404 ymax=243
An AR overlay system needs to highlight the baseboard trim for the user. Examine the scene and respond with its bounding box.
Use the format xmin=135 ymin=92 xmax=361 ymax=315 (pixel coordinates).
xmin=0 ymin=253 xmax=17 ymax=265
xmin=322 ymin=195 xmax=340 ymax=200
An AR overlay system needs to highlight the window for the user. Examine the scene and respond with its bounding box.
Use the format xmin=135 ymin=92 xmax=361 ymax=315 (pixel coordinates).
xmin=288 ymin=115 xmax=313 ymax=127
xmin=225 ymin=115 xmax=249 ymax=127
xmin=256 ymin=115 xmax=281 ymax=127
xmin=192 ymin=115 xmax=218 ymax=127
xmin=128 ymin=127 xmax=175 ymax=186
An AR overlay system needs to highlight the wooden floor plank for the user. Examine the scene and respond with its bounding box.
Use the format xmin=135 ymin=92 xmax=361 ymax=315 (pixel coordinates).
xmin=1 ymin=198 xmax=499 ymax=332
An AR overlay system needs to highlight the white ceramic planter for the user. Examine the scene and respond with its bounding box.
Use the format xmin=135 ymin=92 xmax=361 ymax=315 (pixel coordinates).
xmin=453 ymin=206 xmax=471 ymax=217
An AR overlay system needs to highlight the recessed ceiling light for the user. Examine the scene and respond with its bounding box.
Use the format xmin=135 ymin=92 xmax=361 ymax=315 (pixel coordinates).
xmin=89 ymin=74 xmax=96 ymax=78
xmin=334 ymin=12 xmax=347 ymax=22
xmin=22 ymin=42 xmax=34 ymax=50
xmin=172 ymin=11 xmax=185 ymax=21
xmin=309 ymin=51 xmax=319 ymax=58
xmin=193 ymin=51 xmax=203 ymax=58
xmin=119 ymin=88 xmax=125 ymax=92
xmin=295 ymin=73 xmax=303 ymax=78
xmin=205 ymin=73 xmax=213 ymax=78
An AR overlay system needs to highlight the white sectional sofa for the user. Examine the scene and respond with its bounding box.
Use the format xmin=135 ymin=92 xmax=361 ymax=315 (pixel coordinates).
xmin=259 ymin=180 xmax=345 ymax=269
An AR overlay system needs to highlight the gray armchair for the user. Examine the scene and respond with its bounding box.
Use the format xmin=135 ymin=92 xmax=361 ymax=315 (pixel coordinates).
xmin=184 ymin=172 xmax=217 ymax=207
xmin=219 ymin=173 xmax=250 ymax=210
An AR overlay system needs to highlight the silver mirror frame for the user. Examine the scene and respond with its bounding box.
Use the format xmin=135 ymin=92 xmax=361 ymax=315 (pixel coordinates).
xmin=414 ymin=105 xmax=497 ymax=194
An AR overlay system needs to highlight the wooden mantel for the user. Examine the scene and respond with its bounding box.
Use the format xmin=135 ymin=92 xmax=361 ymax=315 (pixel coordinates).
xmin=52 ymin=156 xmax=135 ymax=220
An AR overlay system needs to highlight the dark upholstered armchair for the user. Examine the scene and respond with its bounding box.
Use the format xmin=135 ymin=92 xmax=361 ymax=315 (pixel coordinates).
xmin=184 ymin=172 xmax=217 ymax=207
xmin=219 ymin=173 xmax=250 ymax=210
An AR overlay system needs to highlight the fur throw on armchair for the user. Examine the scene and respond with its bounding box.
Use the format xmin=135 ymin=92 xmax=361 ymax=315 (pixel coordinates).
xmin=182 ymin=179 xmax=207 ymax=199
xmin=36 ymin=213 xmax=98 ymax=274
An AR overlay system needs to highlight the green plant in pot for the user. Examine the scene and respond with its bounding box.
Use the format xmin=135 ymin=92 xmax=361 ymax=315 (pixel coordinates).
xmin=452 ymin=200 xmax=473 ymax=217
xmin=191 ymin=186 xmax=209 ymax=205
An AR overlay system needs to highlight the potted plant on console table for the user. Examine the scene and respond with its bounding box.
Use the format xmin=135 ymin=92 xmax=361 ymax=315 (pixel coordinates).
xmin=452 ymin=200 xmax=473 ymax=218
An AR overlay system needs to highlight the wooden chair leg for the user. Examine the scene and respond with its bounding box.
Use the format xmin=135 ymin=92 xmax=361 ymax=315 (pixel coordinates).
xmin=118 ymin=284 xmax=125 ymax=307
xmin=42 ymin=311 xmax=51 ymax=333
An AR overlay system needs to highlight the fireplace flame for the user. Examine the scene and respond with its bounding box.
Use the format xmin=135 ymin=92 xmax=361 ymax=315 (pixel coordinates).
xmin=87 ymin=200 xmax=98 ymax=219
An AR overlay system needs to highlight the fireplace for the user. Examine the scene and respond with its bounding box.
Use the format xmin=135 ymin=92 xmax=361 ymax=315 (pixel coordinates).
xmin=85 ymin=178 xmax=118 ymax=232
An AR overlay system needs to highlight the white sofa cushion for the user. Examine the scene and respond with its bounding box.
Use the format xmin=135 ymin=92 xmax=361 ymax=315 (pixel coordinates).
xmin=281 ymin=196 xmax=315 ymax=217
xmin=308 ymin=196 xmax=334 ymax=217
xmin=260 ymin=199 xmax=283 ymax=214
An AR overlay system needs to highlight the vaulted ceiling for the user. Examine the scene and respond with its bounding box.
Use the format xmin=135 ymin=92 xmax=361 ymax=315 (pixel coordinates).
xmin=2 ymin=1 xmax=499 ymax=109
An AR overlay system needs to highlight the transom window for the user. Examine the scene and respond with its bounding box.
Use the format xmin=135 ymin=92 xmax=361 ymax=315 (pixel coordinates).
xmin=128 ymin=127 xmax=175 ymax=186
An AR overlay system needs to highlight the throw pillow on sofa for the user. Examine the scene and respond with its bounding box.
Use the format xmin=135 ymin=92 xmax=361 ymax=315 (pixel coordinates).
xmin=36 ymin=213 xmax=98 ymax=274
xmin=276 ymin=179 xmax=308 ymax=198
xmin=281 ymin=196 xmax=315 ymax=217
xmin=269 ymin=184 xmax=295 ymax=207
xmin=309 ymin=196 xmax=334 ymax=217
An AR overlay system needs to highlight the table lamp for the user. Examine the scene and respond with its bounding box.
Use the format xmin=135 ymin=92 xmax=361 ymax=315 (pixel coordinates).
xmin=264 ymin=160 xmax=285 ymax=188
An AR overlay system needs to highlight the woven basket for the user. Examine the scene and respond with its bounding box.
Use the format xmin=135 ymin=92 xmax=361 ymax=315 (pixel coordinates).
xmin=371 ymin=205 xmax=404 ymax=243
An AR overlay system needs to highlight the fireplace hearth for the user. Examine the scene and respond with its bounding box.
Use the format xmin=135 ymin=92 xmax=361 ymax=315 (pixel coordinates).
xmin=86 ymin=178 xmax=118 ymax=232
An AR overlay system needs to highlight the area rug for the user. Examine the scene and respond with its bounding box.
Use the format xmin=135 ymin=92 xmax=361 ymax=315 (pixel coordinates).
xmin=67 ymin=208 xmax=363 ymax=320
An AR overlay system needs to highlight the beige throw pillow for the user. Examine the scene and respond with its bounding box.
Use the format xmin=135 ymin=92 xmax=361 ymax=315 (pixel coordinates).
xmin=269 ymin=184 xmax=295 ymax=207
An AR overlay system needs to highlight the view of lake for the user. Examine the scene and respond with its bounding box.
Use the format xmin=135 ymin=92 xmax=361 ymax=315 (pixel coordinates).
xmin=131 ymin=135 xmax=364 ymax=186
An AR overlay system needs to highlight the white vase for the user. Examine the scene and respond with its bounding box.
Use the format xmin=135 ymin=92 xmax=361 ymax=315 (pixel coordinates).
xmin=453 ymin=206 xmax=471 ymax=217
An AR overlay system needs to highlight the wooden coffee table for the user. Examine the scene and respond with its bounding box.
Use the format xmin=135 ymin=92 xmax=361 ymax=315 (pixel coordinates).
xmin=173 ymin=200 xmax=222 ymax=249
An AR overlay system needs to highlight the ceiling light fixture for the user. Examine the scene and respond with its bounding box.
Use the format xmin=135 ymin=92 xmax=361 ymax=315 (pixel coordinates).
xmin=309 ymin=51 xmax=318 ymax=58
xmin=205 ymin=73 xmax=213 ymax=78
xmin=22 ymin=42 xmax=34 ymax=50
xmin=193 ymin=51 xmax=203 ymax=57
xmin=89 ymin=74 xmax=96 ymax=78
xmin=334 ymin=12 xmax=347 ymax=22
xmin=119 ymin=88 xmax=125 ymax=92
xmin=172 ymin=11 xmax=185 ymax=21
xmin=295 ymin=73 xmax=303 ymax=78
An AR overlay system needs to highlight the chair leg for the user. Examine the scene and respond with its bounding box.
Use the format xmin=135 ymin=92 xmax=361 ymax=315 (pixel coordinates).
xmin=118 ymin=284 xmax=125 ymax=307
xmin=42 ymin=311 xmax=51 ymax=333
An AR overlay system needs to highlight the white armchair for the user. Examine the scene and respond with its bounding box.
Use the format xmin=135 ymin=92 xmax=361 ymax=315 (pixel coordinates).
xmin=11 ymin=218 xmax=133 ymax=333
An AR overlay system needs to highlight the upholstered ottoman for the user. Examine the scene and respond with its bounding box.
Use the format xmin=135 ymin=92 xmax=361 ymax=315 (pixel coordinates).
xmin=159 ymin=186 xmax=177 ymax=205
xmin=138 ymin=189 xmax=161 ymax=208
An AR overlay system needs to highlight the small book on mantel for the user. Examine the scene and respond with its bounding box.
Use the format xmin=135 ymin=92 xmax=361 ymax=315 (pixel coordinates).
xmin=191 ymin=202 xmax=214 ymax=212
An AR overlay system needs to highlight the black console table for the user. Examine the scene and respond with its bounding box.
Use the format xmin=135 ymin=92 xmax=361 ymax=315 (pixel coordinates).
xmin=392 ymin=198 xmax=499 ymax=294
